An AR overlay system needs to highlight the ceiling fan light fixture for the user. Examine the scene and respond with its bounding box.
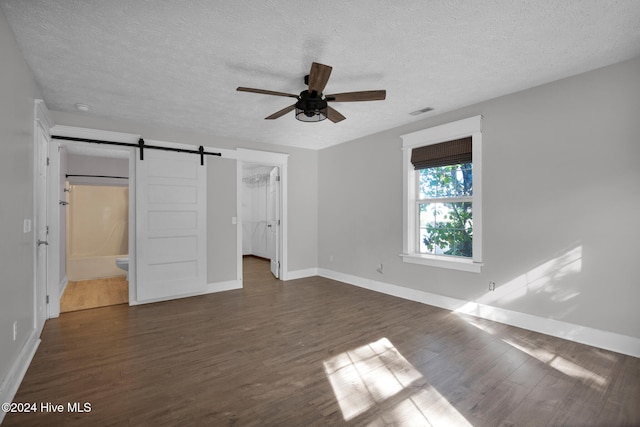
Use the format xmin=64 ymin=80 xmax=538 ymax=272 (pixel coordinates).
xmin=295 ymin=92 xmax=328 ymax=122
xmin=295 ymin=106 xmax=327 ymax=122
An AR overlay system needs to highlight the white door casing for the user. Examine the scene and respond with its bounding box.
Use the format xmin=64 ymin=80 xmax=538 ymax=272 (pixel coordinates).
xmin=236 ymin=148 xmax=288 ymax=281
xmin=136 ymin=147 xmax=207 ymax=302
xmin=34 ymin=122 xmax=49 ymax=334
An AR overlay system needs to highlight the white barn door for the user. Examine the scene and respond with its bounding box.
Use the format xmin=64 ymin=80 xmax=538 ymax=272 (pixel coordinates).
xmin=136 ymin=148 xmax=207 ymax=302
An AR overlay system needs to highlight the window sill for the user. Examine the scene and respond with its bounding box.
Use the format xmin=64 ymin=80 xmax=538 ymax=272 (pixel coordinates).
xmin=399 ymin=253 xmax=483 ymax=273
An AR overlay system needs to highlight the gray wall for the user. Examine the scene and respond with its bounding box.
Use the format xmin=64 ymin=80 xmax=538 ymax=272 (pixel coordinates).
xmin=50 ymin=110 xmax=319 ymax=279
xmin=0 ymin=7 xmax=42 ymax=392
xmin=319 ymin=57 xmax=640 ymax=339
xmin=207 ymin=156 xmax=237 ymax=283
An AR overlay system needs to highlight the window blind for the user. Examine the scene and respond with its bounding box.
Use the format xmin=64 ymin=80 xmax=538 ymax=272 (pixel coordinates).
xmin=410 ymin=137 xmax=472 ymax=170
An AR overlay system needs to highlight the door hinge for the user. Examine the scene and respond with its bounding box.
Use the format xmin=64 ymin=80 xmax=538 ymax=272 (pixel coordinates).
xmin=46 ymin=157 xmax=50 ymax=166
xmin=46 ymin=225 xmax=49 ymax=235
xmin=277 ymin=219 xmax=280 ymax=226
xmin=46 ymin=295 xmax=49 ymax=304
xmin=276 ymin=175 xmax=280 ymax=182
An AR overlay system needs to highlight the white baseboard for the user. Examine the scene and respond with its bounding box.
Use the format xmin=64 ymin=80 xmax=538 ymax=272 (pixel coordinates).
xmin=284 ymin=268 xmax=319 ymax=281
xmin=206 ymin=279 xmax=242 ymax=293
xmin=0 ymin=330 xmax=40 ymax=424
xmin=46 ymin=276 xmax=68 ymax=319
xmin=318 ymin=268 xmax=640 ymax=358
xmin=58 ymin=275 xmax=68 ymax=296
xmin=130 ymin=280 xmax=242 ymax=305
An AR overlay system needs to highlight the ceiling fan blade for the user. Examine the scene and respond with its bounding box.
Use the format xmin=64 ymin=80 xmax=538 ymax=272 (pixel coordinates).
xmin=326 ymin=106 xmax=346 ymax=123
xmin=326 ymin=90 xmax=386 ymax=102
xmin=265 ymin=104 xmax=297 ymax=120
xmin=308 ymin=62 xmax=332 ymax=94
xmin=237 ymin=87 xmax=299 ymax=98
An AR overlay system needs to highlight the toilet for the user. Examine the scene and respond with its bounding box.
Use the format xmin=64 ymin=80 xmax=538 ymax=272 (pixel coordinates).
xmin=115 ymin=256 xmax=129 ymax=280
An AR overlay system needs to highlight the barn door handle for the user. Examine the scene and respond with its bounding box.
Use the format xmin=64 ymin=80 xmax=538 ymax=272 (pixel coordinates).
xmin=37 ymin=240 xmax=49 ymax=246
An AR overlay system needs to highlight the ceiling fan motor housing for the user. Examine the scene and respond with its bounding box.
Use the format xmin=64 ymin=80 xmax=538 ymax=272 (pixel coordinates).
xmin=295 ymin=90 xmax=328 ymax=121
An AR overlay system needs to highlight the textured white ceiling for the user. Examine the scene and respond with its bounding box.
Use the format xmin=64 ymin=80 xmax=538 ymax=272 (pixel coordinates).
xmin=2 ymin=1 xmax=640 ymax=150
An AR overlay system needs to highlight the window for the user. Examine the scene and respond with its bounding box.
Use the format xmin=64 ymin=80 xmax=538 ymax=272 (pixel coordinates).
xmin=415 ymin=140 xmax=473 ymax=257
xmin=401 ymin=116 xmax=482 ymax=272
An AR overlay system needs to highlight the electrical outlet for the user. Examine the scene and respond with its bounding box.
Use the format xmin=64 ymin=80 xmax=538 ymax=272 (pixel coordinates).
xmin=489 ymin=281 xmax=496 ymax=291
xmin=13 ymin=321 xmax=17 ymax=341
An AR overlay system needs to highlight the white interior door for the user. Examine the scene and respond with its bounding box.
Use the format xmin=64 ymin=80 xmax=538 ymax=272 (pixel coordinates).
xmin=267 ymin=167 xmax=280 ymax=278
xmin=136 ymin=148 xmax=207 ymax=302
xmin=34 ymin=124 xmax=49 ymax=334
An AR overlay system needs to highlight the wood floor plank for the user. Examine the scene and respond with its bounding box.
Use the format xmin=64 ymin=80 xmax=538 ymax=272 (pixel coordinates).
xmin=593 ymin=353 xmax=640 ymax=426
xmin=500 ymin=368 xmax=577 ymax=426
xmin=60 ymin=276 xmax=128 ymax=312
xmin=4 ymin=257 xmax=639 ymax=426
xmin=468 ymin=357 xmax=548 ymax=426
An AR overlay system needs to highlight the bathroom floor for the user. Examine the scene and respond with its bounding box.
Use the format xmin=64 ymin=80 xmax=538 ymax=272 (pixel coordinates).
xmin=60 ymin=276 xmax=128 ymax=312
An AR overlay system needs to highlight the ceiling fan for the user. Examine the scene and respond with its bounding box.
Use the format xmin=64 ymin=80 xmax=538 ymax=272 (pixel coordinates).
xmin=237 ymin=62 xmax=386 ymax=123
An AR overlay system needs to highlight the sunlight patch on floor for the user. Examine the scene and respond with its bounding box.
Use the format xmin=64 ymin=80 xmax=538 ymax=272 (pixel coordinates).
xmin=324 ymin=337 xmax=471 ymax=425
xmin=365 ymin=386 xmax=473 ymax=427
xmin=463 ymin=318 xmax=608 ymax=390
xmin=502 ymin=337 xmax=608 ymax=389
xmin=450 ymin=244 xmax=608 ymax=391
xmin=323 ymin=338 xmax=421 ymax=420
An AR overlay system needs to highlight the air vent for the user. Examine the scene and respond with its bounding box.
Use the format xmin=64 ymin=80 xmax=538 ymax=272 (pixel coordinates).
xmin=409 ymin=107 xmax=434 ymax=116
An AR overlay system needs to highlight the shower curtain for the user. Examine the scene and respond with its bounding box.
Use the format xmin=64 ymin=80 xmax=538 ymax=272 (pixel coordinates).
xmin=66 ymin=184 xmax=128 ymax=280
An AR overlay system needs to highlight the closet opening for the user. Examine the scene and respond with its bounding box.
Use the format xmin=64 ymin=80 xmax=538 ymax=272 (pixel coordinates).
xmin=241 ymin=163 xmax=281 ymax=280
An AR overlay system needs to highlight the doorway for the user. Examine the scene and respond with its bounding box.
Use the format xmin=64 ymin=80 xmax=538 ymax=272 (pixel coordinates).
xmin=241 ymin=163 xmax=280 ymax=279
xmin=59 ymin=143 xmax=133 ymax=312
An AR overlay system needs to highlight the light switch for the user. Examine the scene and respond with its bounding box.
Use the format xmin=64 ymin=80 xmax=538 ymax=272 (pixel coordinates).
xmin=231 ymin=217 xmax=237 ymax=225
xmin=23 ymin=219 xmax=31 ymax=233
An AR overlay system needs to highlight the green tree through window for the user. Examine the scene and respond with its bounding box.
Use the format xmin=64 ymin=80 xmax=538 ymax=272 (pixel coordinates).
xmin=418 ymin=163 xmax=473 ymax=257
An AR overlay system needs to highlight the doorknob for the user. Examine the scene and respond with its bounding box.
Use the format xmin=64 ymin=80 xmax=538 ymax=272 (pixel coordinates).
xmin=37 ymin=240 xmax=49 ymax=246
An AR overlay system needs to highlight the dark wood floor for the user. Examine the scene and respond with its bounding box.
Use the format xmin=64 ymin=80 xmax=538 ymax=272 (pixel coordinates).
xmin=4 ymin=257 xmax=639 ymax=426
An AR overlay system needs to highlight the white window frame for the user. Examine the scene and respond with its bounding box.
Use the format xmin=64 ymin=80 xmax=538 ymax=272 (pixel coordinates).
xmin=400 ymin=116 xmax=483 ymax=273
